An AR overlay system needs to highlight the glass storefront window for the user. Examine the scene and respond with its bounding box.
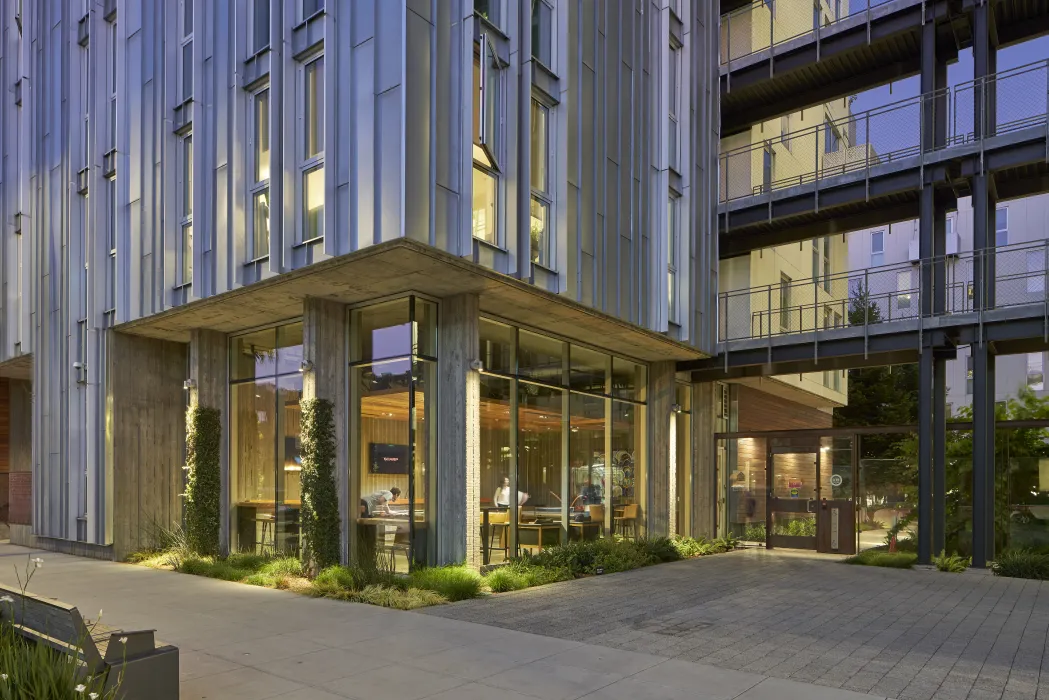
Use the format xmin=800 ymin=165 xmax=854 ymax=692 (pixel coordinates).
xmin=612 ymin=400 xmax=644 ymax=538
xmin=570 ymin=345 xmax=608 ymax=394
xmin=570 ymin=393 xmax=606 ymax=535
xmin=857 ymin=432 xmax=916 ymax=553
xmin=351 ymin=297 xmax=437 ymax=572
xmin=229 ymin=322 xmax=304 ymax=555
xmin=723 ymin=436 xmax=768 ymax=542
xmin=611 ymin=357 xmax=647 ymax=402
xmin=518 ymin=382 xmax=565 ymax=553
xmin=673 ymin=384 xmax=692 ymax=536
xmin=480 ymin=374 xmax=513 ymax=564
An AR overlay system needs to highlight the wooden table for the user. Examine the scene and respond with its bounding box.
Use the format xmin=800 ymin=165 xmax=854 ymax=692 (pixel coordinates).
xmin=517 ymin=523 xmax=561 ymax=553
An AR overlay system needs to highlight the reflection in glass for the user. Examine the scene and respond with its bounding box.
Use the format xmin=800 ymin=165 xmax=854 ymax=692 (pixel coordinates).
xmin=611 ymin=358 xmax=647 ymax=402
xmin=412 ymin=360 xmax=436 ymax=568
xmin=724 ymin=436 xmax=767 ymax=541
xmin=857 ymin=432 xmax=917 ymax=553
xmin=276 ymin=375 xmax=303 ymax=555
xmin=352 ymin=300 xmax=411 ymax=362
xmin=570 ymin=345 xmax=607 ymax=394
xmin=674 ymin=385 xmax=692 ymax=536
xmin=480 ymin=319 xmax=515 ymax=375
xmin=277 ymin=323 xmax=304 ymax=375
xmin=519 ymin=330 xmax=563 ymax=385
xmin=230 ymin=328 xmax=277 ymax=381
xmin=231 ymin=379 xmax=276 ymax=553
xmin=303 ymin=165 xmax=324 ymax=241
xmin=472 ymin=166 xmax=498 ymax=244
xmin=253 ymin=189 xmax=270 ymax=259
xmin=999 ymin=425 xmax=1049 ymax=554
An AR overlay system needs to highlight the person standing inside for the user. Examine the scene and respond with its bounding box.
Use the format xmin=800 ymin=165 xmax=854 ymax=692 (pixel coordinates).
xmin=493 ymin=477 xmax=528 ymax=507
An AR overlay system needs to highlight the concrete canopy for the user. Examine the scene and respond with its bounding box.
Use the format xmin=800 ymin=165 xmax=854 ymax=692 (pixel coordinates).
xmin=116 ymin=240 xmax=706 ymax=364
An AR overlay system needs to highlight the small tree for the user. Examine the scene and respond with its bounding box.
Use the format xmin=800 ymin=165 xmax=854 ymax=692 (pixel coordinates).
xmin=185 ymin=406 xmax=222 ymax=555
xmin=300 ymin=398 xmax=341 ymax=571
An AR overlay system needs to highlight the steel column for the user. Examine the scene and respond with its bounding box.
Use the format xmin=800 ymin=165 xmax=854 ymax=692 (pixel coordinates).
xmin=932 ymin=356 xmax=947 ymax=555
xmin=971 ymin=344 xmax=995 ymax=568
xmin=918 ymin=352 xmax=933 ymax=565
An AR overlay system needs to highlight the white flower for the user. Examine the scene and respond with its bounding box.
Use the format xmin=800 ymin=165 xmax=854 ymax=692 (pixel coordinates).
xmin=90 ymin=694 xmax=99 ymax=699
xmin=118 ymin=636 xmax=127 ymax=644
xmin=74 ymin=684 xmax=86 ymax=693
xmin=1 ymin=673 xmax=7 ymax=680
xmin=31 ymin=557 xmax=43 ymax=568
xmin=0 ymin=596 xmax=12 ymax=604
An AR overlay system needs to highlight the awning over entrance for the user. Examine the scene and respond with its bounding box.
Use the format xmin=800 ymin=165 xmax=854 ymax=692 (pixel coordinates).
xmin=116 ymin=240 xmax=706 ymax=363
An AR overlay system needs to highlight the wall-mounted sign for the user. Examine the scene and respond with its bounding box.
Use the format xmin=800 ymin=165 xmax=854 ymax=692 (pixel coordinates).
xmin=788 ymin=479 xmax=803 ymax=489
xmin=789 ymin=488 xmax=800 ymax=498
xmin=830 ymin=474 xmax=843 ymax=487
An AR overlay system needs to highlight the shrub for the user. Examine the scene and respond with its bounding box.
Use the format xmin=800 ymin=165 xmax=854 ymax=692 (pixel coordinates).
xmin=0 ymin=619 xmax=120 ymax=699
xmin=410 ymin=566 xmax=484 ymax=601
xmin=299 ymin=398 xmax=341 ymax=571
xmin=226 ymin=552 xmax=269 ymax=572
xmin=844 ymin=550 xmax=917 ymax=569
xmin=260 ymin=557 xmax=304 ymax=577
xmin=313 ymin=565 xmax=366 ymax=593
xmin=773 ymin=519 xmax=817 ymax=537
xmin=933 ymin=550 xmax=970 ymax=573
xmin=486 ymin=567 xmax=531 ymax=593
xmin=991 ymin=549 xmax=1049 ymax=580
xmin=349 ymin=585 xmax=446 ymax=610
xmin=184 ymin=406 xmax=222 ymax=556
xmin=671 ymin=536 xmax=706 ymax=558
xmin=741 ymin=524 xmax=767 ymax=542
xmin=884 ymin=510 xmax=917 ymax=547
xmin=177 ymin=556 xmax=253 ymax=582
xmin=640 ymin=537 xmax=683 ymax=563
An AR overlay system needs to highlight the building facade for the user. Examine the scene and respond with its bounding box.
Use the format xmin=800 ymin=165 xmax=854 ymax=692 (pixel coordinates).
xmin=0 ymin=0 xmax=722 ymax=565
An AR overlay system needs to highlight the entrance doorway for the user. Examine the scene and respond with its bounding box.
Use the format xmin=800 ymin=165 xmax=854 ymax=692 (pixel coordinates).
xmin=767 ymin=439 xmax=855 ymax=554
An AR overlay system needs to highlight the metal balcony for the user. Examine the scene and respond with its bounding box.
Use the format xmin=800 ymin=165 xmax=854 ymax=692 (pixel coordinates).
xmin=718 ymin=59 xmax=1049 ymax=256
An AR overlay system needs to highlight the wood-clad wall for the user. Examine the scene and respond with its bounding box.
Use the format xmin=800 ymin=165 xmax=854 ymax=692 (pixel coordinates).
xmin=737 ymin=385 xmax=833 ymax=432
xmin=107 ymin=333 xmax=188 ymax=561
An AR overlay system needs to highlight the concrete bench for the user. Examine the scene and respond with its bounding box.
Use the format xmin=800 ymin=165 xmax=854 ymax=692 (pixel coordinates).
xmin=0 ymin=582 xmax=179 ymax=699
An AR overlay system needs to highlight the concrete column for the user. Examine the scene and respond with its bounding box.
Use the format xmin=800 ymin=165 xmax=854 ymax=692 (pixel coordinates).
xmin=972 ymin=344 xmax=996 ymax=568
xmin=302 ymin=299 xmax=349 ymax=563
xmin=691 ymin=382 xmax=716 ymax=539
xmin=7 ymin=379 xmax=33 ymax=548
xmin=188 ymin=329 xmax=229 ymax=553
xmin=647 ymin=362 xmax=676 ymax=537
xmin=436 ymin=294 xmax=479 ymax=566
xmin=106 ymin=332 xmax=188 ymax=561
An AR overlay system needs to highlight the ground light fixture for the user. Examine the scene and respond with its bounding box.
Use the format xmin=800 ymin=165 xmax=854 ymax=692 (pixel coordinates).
xmin=299 ymin=359 xmax=314 ymax=373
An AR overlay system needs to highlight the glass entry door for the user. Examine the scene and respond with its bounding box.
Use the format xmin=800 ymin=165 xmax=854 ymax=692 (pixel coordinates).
xmin=768 ymin=449 xmax=819 ymax=549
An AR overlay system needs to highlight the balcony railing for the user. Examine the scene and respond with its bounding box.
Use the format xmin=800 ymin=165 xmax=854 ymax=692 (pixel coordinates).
xmin=718 ymin=242 xmax=1049 ymax=342
xmin=719 ymin=59 xmax=1049 ymax=204
xmin=721 ymin=0 xmax=901 ymax=66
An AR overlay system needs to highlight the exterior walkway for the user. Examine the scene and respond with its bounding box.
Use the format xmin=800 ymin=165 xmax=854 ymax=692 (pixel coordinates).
xmin=426 ymin=548 xmax=1049 ymax=700
xmin=0 ymin=543 xmax=886 ymax=700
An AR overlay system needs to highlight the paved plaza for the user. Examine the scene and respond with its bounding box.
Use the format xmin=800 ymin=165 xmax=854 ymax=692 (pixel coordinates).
xmin=426 ymin=548 xmax=1049 ymax=700
xmin=0 ymin=543 xmax=890 ymax=700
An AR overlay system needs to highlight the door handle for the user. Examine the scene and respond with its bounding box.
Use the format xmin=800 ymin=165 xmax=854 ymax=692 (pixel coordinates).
xmin=806 ymin=500 xmax=817 ymax=513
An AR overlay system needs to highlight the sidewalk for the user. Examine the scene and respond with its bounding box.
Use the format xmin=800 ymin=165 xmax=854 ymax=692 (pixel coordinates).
xmin=0 ymin=543 xmax=886 ymax=700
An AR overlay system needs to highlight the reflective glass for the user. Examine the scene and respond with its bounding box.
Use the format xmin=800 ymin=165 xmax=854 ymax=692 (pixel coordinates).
xmin=352 ymin=300 xmax=411 ymax=363
xmin=518 ymin=330 xmax=563 ymax=384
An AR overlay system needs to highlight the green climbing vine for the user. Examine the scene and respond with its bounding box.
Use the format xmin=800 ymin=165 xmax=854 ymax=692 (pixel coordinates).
xmin=184 ymin=406 xmax=222 ymax=556
xmin=300 ymin=398 xmax=341 ymax=570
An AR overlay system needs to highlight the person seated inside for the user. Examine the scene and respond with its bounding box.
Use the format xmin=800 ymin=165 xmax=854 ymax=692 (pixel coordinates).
xmin=360 ymin=487 xmax=402 ymax=517
xmin=493 ymin=477 xmax=529 ymax=508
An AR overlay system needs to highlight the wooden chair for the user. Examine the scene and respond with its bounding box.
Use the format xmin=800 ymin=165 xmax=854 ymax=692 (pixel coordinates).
xmin=588 ymin=504 xmax=605 ymax=526
xmin=614 ymin=503 xmax=639 ymax=539
xmin=0 ymin=582 xmax=179 ymax=699
xmin=487 ymin=510 xmax=510 ymax=560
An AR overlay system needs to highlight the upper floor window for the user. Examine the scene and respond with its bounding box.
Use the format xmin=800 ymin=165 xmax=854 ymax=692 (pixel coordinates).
xmin=1028 ymin=353 xmax=1044 ymax=390
xmin=668 ymin=45 xmax=680 ymax=172
xmin=824 ymin=119 xmax=840 ymax=154
xmin=178 ymin=134 xmax=193 ymax=285
xmin=252 ymin=0 xmax=270 ymax=53
xmin=530 ymin=99 xmax=551 ymax=267
xmin=106 ymin=177 xmax=117 ymax=311
xmin=822 ymin=235 xmax=831 ymax=292
xmin=966 ymin=354 xmax=974 ymax=394
xmin=108 ymin=22 xmax=118 ymax=148
xmin=780 ymin=114 xmax=792 ymax=152
xmin=995 ymin=207 xmax=1008 ymax=247
xmin=779 ymin=273 xmax=791 ymax=331
xmin=532 ymin=0 xmax=553 ymax=68
xmin=870 ymin=230 xmax=884 ymax=267
xmin=300 ymin=57 xmax=324 ymax=242
xmin=473 ymin=38 xmax=502 ymax=246
xmin=668 ymin=197 xmax=680 ymax=322
xmin=250 ymin=88 xmax=271 ymax=260
xmin=811 ymin=240 xmax=819 ymax=283
xmin=179 ymin=0 xmax=193 ymax=103
xmin=301 ymin=0 xmax=324 ymax=21
xmin=476 ymin=0 xmax=501 ymax=26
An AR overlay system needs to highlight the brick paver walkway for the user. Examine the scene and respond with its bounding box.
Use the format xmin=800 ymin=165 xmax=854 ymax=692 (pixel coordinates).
xmin=424 ymin=548 xmax=1049 ymax=700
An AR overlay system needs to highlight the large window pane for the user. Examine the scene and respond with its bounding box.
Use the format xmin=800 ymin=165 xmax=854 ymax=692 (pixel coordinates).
xmin=252 ymin=0 xmax=270 ymax=52
xmin=724 ymin=436 xmax=767 ymax=542
xmin=254 ymin=89 xmax=270 ymax=182
xmin=304 ymin=58 xmax=324 ymax=158
xmin=182 ymin=136 xmax=193 ymax=218
xmin=531 ymin=0 xmax=552 ymax=67
xmin=519 ymin=330 xmax=563 ymax=384
xmin=231 ymin=379 xmax=276 ymax=553
xmin=303 ymin=165 xmax=324 ymax=241
xmin=230 ymin=329 xmax=277 ymax=381
xmin=277 ymin=375 xmax=303 ymax=557
xmin=612 ymin=400 xmax=644 ymax=538
xmin=352 ymin=299 xmax=411 ymax=363
xmin=857 ymin=432 xmax=916 ymax=553
xmin=302 ymin=0 xmax=324 ymax=19
xmin=472 ymin=166 xmax=497 ymax=244
xmin=181 ymin=223 xmax=193 ymax=283
xmin=480 ymin=375 xmax=513 ymax=564
xmin=480 ymin=318 xmax=515 ymax=375
xmin=414 ymin=298 xmax=438 ymax=359
xmin=276 ymin=322 xmax=303 ymax=375
xmin=611 ymin=357 xmax=647 ymax=402
xmin=570 ymin=393 xmax=607 ymax=537
xmin=356 ymin=359 xmax=412 ymax=573
xmin=182 ymin=41 xmax=193 ymax=101
xmin=518 ymin=383 xmax=565 ymax=553
xmin=412 ymin=360 xmax=436 ymax=568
